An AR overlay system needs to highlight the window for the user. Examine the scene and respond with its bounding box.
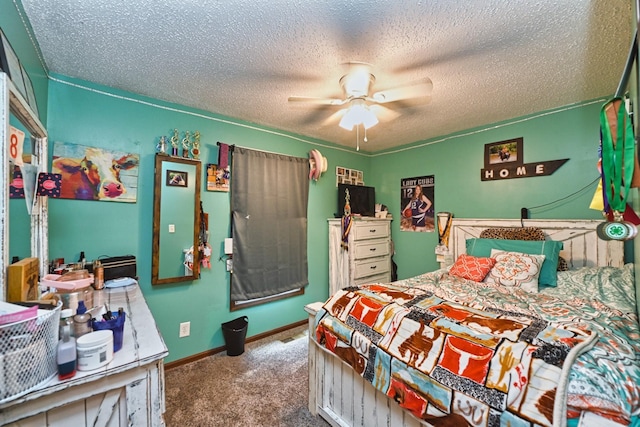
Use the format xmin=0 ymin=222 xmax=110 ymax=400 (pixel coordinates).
xmin=230 ymin=147 xmax=309 ymax=307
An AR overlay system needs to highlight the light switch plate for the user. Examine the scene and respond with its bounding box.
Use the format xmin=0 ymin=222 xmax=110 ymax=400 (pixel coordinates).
xmin=179 ymin=321 xmax=190 ymax=337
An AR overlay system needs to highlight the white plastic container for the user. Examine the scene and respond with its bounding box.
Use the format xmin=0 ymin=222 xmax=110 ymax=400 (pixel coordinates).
xmin=76 ymin=330 xmax=114 ymax=371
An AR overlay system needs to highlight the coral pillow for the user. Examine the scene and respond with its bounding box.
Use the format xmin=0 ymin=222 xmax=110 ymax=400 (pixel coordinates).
xmin=484 ymin=249 xmax=545 ymax=293
xmin=449 ymin=254 xmax=496 ymax=282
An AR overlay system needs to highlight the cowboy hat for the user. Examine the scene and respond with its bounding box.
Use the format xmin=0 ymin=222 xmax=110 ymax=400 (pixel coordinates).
xmin=309 ymin=149 xmax=328 ymax=181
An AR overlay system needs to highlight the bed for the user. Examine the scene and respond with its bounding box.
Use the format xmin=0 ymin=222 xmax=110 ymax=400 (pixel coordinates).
xmin=305 ymin=219 xmax=638 ymax=427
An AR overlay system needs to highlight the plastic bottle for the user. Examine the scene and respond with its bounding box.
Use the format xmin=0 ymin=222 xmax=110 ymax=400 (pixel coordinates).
xmin=57 ymin=324 xmax=77 ymax=380
xmin=59 ymin=308 xmax=75 ymax=338
xmin=73 ymin=301 xmax=92 ymax=338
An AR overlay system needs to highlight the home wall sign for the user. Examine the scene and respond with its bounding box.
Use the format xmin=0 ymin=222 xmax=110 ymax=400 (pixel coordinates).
xmin=480 ymin=137 xmax=568 ymax=181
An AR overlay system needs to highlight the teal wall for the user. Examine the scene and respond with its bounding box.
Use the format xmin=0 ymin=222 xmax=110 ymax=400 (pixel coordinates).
xmin=369 ymin=102 xmax=606 ymax=279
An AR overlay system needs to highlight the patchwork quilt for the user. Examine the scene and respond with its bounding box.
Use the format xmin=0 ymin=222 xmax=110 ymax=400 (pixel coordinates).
xmin=315 ymin=282 xmax=598 ymax=427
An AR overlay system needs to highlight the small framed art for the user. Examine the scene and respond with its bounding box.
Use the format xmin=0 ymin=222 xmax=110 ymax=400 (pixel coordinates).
xmin=166 ymin=170 xmax=188 ymax=187
xmin=484 ymin=137 xmax=523 ymax=167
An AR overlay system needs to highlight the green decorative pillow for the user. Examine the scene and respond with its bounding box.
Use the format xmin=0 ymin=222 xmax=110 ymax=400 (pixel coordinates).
xmin=466 ymin=238 xmax=563 ymax=287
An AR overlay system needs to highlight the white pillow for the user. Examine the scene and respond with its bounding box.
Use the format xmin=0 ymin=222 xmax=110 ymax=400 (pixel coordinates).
xmin=484 ymin=249 xmax=546 ymax=293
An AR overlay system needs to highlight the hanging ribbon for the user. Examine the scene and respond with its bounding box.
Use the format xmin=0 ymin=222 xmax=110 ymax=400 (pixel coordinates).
xmin=436 ymin=212 xmax=453 ymax=247
xmin=218 ymin=142 xmax=230 ymax=169
xmin=600 ymin=97 xmax=634 ymax=214
xmin=597 ymin=97 xmax=638 ymax=240
xmin=341 ymin=189 xmax=352 ymax=250
xmin=198 ymin=201 xmax=212 ymax=270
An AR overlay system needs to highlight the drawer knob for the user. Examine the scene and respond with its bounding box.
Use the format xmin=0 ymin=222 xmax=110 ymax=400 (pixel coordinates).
xmin=370 ymin=265 xmax=377 ymax=270
xmin=369 ymin=229 xmax=377 ymax=233
xmin=369 ymin=248 xmax=377 ymax=252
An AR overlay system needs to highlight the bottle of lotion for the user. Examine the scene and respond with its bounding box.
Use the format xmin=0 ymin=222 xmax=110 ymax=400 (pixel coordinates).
xmin=73 ymin=300 xmax=92 ymax=338
xmin=57 ymin=324 xmax=76 ymax=380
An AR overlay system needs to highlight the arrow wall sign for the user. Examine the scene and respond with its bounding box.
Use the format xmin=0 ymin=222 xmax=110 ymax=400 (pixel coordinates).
xmin=480 ymin=137 xmax=569 ymax=181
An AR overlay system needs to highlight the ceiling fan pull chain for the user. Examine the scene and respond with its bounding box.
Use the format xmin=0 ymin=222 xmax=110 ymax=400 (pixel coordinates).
xmin=356 ymin=125 xmax=360 ymax=151
xmin=364 ymin=126 xmax=368 ymax=143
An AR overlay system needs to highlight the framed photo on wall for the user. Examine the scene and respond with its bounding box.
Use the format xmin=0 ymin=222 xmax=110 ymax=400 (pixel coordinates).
xmin=484 ymin=137 xmax=523 ymax=167
xmin=166 ymin=170 xmax=188 ymax=187
xmin=0 ymin=28 xmax=27 ymax=100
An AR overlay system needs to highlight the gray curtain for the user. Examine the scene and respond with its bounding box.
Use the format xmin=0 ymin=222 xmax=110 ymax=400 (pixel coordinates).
xmin=231 ymin=147 xmax=309 ymax=301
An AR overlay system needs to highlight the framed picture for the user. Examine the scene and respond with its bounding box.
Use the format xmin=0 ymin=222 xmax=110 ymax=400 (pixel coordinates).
xmin=21 ymin=65 xmax=38 ymax=119
xmin=166 ymin=170 xmax=188 ymax=187
xmin=52 ymin=141 xmax=140 ymax=202
xmin=0 ymin=28 xmax=27 ymax=99
xmin=206 ymin=163 xmax=230 ymax=192
xmin=335 ymin=166 xmax=364 ymax=187
xmin=484 ymin=137 xmax=523 ymax=166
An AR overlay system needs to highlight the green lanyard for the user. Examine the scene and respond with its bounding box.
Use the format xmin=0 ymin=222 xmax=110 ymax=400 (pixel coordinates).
xmin=600 ymin=98 xmax=635 ymax=213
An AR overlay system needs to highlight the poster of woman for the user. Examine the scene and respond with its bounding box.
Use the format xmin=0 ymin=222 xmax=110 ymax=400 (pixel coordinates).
xmin=400 ymin=175 xmax=435 ymax=232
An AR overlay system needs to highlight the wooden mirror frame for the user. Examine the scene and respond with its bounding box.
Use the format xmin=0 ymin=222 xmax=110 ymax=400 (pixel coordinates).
xmin=151 ymin=154 xmax=201 ymax=285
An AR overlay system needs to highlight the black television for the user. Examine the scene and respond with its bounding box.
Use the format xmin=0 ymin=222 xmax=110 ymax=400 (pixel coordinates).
xmin=337 ymin=183 xmax=376 ymax=217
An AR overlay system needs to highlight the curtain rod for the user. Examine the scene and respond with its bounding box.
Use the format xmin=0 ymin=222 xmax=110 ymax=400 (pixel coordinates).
xmin=217 ymin=142 xmax=306 ymax=158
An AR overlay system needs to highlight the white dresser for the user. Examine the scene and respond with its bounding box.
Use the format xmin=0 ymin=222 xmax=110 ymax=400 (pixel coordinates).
xmin=0 ymin=285 xmax=168 ymax=426
xmin=328 ymin=218 xmax=392 ymax=295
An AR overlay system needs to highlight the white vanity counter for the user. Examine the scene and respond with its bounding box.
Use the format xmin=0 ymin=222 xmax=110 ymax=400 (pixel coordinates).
xmin=0 ymin=284 xmax=168 ymax=426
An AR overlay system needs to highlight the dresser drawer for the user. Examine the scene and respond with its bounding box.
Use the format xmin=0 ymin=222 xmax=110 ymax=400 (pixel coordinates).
xmin=354 ymin=272 xmax=391 ymax=286
xmin=353 ymin=240 xmax=389 ymax=260
xmin=353 ymin=222 xmax=389 ymax=241
xmin=353 ymin=257 xmax=390 ymax=279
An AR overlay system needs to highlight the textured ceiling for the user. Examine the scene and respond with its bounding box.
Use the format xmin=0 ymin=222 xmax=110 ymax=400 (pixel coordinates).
xmin=20 ymin=0 xmax=633 ymax=153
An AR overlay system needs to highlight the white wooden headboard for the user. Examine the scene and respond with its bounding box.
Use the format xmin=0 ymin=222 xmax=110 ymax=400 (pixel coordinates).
xmin=449 ymin=219 xmax=625 ymax=269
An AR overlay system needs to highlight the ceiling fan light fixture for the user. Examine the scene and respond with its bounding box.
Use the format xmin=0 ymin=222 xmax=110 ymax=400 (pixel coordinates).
xmin=338 ymin=99 xmax=379 ymax=131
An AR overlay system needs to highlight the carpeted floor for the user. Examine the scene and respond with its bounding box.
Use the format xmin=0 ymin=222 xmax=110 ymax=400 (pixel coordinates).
xmin=164 ymin=325 xmax=329 ymax=427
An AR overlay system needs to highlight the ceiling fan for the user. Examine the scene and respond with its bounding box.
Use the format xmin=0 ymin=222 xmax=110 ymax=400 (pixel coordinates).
xmin=288 ymin=62 xmax=433 ymax=149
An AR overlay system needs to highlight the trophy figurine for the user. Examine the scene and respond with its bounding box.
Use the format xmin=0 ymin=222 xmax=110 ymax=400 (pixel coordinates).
xmin=156 ymin=136 xmax=168 ymax=155
xmin=170 ymin=129 xmax=179 ymax=156
xmin=191 ymin=131 xmax=201 ymax=160
xmin=182 ymin=131 xmax=191 ymax=158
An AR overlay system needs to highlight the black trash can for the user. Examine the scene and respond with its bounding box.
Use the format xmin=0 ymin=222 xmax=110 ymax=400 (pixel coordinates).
xmin=221 ymin=316 xmax=248 ymax=356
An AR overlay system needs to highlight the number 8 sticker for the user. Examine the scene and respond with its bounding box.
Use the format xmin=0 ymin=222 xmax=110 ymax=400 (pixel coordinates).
xmin=9 ymin=126 xmax=25 ymax=167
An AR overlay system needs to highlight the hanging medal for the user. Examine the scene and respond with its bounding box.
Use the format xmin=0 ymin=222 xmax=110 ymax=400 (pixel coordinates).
xmin=599 ymin=97 xmax=637 ymax=241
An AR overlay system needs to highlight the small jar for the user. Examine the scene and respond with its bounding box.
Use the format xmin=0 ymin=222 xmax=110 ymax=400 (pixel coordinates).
xmin=77 ymin=330 xmax=114 ymax=371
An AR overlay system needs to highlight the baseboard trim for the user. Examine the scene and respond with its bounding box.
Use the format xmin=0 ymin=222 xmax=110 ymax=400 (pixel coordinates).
xmin=164 ymin=319 xmax=308 ymax=370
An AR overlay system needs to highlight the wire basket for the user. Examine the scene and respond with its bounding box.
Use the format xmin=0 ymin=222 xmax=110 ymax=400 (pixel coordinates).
xmin=0 ymin=302 xmax=61 ymax=404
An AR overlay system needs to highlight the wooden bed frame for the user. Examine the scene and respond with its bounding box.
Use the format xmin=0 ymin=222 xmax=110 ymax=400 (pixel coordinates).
xmin=305 ymin=218 xmax=627 ymax=427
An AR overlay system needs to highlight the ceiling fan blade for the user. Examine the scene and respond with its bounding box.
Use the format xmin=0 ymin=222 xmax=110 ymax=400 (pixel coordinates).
xmin=322 ymin=109 xmax=347 ymax=126
xmin=288 ymin=96 xmax=347 ymax=106
xmin=371 ymin=77 xmax=433 ymax=104
xmin=369 ymin=104 xmax=401 ymax=122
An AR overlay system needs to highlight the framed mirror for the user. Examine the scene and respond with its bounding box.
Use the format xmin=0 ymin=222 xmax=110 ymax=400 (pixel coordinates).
xmin=152 ymin=154 xmax=201 ymax=285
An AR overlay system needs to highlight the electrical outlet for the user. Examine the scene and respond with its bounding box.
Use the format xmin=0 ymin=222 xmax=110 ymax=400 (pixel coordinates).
xmin=179 ymin=321 xmax=190 ymax=338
